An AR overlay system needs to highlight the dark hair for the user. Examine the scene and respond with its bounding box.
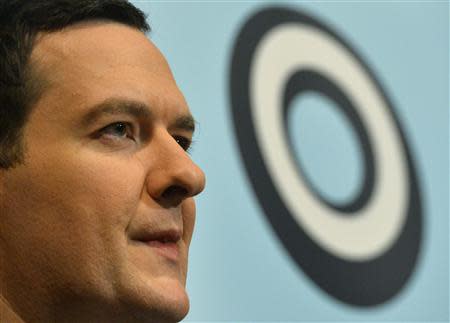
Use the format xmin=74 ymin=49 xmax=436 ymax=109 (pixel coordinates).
xmin=0 ymin=0 xmax=150 ymax=169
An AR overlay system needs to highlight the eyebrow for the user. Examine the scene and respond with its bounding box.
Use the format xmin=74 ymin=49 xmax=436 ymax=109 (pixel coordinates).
xmin=172 ymin=114 xmax=196 ymax=133
xmin=81 ymin=98 xmax=196 ymax=132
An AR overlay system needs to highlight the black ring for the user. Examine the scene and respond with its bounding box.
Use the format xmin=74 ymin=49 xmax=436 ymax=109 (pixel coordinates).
xmin=284 ymin=69 xmax=375 ymax=213
xmin=229 ymin=6 xmax=423 ymax=306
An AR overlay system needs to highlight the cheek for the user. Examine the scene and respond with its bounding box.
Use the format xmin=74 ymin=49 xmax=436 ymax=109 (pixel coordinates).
xmin=45 ymin=153 xmax=142 ymax=220
xmin=0 ymin=161 xmax=130 ymax=299
xmin=5 ymin=150 xmax=150 ymax=298
xmin=2 ymin=147 xmax=146 ymax=271
xmin=59 ymin=156 xmax=146 ymax=252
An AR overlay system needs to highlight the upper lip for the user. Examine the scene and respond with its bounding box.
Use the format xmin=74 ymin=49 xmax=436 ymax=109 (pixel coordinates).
xmin=133 ymin=229 xmax=182 ymax=243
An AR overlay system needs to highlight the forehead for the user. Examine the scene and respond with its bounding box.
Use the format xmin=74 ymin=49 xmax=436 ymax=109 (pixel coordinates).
xmin=30 ymin=22 xmax=188 ymax=122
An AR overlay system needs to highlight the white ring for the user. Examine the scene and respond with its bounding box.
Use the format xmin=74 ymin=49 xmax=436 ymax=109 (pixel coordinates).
xmin=250 ymin=24 xmax=409 ymax=261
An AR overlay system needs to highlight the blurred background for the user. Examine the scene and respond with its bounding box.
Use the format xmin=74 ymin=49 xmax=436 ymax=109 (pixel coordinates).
xmin=133 ymin=1 xmax=448 ymax=322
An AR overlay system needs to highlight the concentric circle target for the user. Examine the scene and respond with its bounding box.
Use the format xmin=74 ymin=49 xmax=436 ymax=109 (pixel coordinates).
xmin=230 ymin=7 xmax=422 ymax=306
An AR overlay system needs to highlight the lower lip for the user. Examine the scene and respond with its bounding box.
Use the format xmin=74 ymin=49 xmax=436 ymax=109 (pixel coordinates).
xmin=146 ymin=240 xmax=179 ymax=262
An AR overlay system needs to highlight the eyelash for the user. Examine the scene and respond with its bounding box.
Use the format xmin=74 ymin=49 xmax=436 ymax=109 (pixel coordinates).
xmin=98 ymin=122 xmax=193 ymax=152
xmin=99 ymin=122 xmax=134 ymax=141
xmin=173 ymin=135 xmax=192 ymax=152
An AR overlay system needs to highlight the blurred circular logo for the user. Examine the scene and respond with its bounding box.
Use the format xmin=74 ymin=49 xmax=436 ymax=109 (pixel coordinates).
xmin=230 ymin=7 xmax=422 ymax=306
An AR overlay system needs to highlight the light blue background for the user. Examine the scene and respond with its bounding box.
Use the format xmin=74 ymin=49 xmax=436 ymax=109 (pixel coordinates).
xmin=133 ymin=1 xmax=449 ymax=321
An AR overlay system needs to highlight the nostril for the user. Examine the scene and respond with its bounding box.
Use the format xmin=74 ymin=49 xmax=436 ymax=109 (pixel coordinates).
xmin=160 ymin=185 xmax=189 ymax=206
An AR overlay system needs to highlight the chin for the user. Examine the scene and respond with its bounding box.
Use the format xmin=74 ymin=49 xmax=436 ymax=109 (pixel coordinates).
xmin=151 ymin=280 xmax=190 ymax=323
xmin=116 ymin=274 xmax=191 ymax=323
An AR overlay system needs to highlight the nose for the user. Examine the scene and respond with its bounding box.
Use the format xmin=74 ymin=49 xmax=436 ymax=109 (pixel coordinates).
xmin=145 ymin=130 xmax=205 ymax=207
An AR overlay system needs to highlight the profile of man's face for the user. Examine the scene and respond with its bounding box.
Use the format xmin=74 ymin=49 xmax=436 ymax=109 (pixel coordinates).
xmin=0 ymin=21 xmax=205 ymax=322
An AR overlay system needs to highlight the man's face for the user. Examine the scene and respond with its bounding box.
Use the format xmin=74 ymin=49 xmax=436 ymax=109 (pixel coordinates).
xmin=0 ymin=22 xmax=205 ymax=322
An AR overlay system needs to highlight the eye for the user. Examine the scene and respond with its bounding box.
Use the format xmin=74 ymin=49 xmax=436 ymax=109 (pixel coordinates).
xmin=173 ymin=135 xmax=192 ymax=152
xmin=98 ymin=122 xmax=135 ymax=141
